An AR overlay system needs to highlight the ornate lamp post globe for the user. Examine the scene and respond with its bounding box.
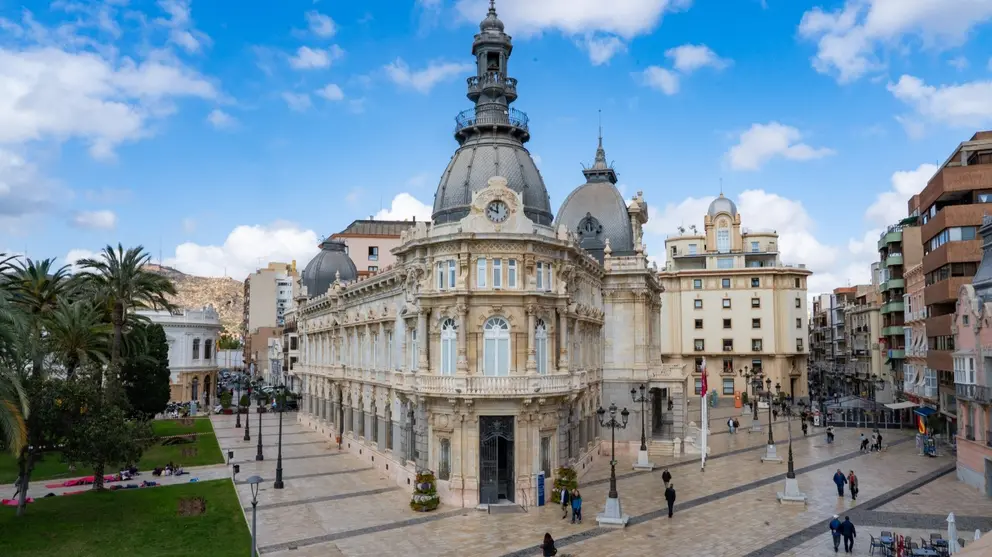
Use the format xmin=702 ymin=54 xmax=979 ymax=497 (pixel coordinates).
xmin=595 ymin=402 xmax=630 ymax=527
xmin=630 ymin=385 xmax=654 ymax=470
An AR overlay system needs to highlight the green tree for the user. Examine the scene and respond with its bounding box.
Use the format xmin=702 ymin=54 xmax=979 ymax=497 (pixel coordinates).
xmin=5 ymin=258 xmax=73 ymax=376
xmin=119 ymin=323 xmax=171 ymax=419
xmin=0 ymin=255 xmax=29 ymax=456
xmin=217 ymin=334 xmax=242 ymax=350
xmin=75 ymin=245 xmax=175 ymax=490
xmin=61 ymin=399 xmax=152 ymax=482
xmin=45 ymin=299 xmax=110 ymax=380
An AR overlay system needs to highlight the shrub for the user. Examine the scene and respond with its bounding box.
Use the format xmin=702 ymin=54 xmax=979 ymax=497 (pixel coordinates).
xmin=550 ymin=466 xmax=578 ymax=504
xmin=410 ymin=471 xmax=440 ymax=512
xmin=219 ymin=392 xmax=232 ymax=409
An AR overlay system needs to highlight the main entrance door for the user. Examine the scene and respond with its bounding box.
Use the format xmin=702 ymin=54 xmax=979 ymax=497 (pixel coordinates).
xmin=479 ymin=416 xmax=514 ymax=504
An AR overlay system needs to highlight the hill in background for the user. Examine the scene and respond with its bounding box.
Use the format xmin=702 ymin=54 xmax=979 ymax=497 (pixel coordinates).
xmin=144 ymin=264 xmax=243 ymax=335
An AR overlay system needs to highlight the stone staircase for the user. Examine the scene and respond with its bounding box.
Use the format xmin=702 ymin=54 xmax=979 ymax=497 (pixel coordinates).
xmin=648 ymin=439 xmax=676 ymax=458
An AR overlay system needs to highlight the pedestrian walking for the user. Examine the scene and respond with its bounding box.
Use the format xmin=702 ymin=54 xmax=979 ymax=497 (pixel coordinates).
xmin=801 ymin=420 xmax=808 ymax=437
xmin=541 ymin=533 xmax=558 ymax=556
xmin=847 ymin=470 xmax=858 ymax=501
xmin=826 ymin=425 xmax=835 ymax=443
xmin=840 ymin=515 xmax=857 ymax=553
xmin=832 ymin=469 xmax=847 ymax=497
xmin=875 ymin=431 xmax=883 ymax=452
xmin=829 ymin=514 xmax=842 ymax=553
xmin=869 ymin=431 xmax=877 ymax=452
xmin=733 ymin=417 xmax=740 ymax=431
xmin=570 ymin=489 xmax=582 ymax=524
xmin=859 ymin=433 xmax=869 ymax=453
xmin=662 ymin=468 xmax=672 ymax=488
xmin=728 ymin=417 xmax=735 ymax=434
xmin=664 ymin=483 xmax=676 ymax=518
xmin=559 ymin=486 xmax=570 ymax=519
xmin=773 ymin=408 xmax=779 ymax=421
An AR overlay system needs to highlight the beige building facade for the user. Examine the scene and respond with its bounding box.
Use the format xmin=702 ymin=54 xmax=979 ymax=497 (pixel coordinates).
xmin=332 ymin=220 xmax=417 ymax=278
xmin=243 ymin=261 xmax=299 ymax=366
xmin=845 ymin=286 xmax=887 ymax=401
xmin=659 ymin=194 xmax=812 ymax=399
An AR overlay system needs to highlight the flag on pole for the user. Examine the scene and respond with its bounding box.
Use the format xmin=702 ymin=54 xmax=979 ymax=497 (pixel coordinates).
xmin=700 ymin=357 xmax=708 ymax=470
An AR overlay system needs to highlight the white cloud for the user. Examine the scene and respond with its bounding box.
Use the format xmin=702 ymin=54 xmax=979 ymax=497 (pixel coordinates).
xmin=167 ymin=223 xmax=321 ymax=279
xmin=644 ymin=194 xmax=714 ymax=237
xmin=305 ymin=11 xmax=337 ymax=38
xmin=316 ymin=83 xmax=345 ymax=101
xmin=288 ymin=45 xmax=344 ymax=70
xmin=157 ymin=0 xmax=211 ymax=54
xmin=206 ymin=109 xmax=236 ymax=129
xmin=282 ymin=92 xmax=312 ymax=112
xmin=0 ymin=147 xmax=60 ymax=232
xmin=383 ymin=59 xmax=474 ymax=94
xmin=726 ymin=122 xmax=835 ymax=171
xmin=864 ymin=163 xmax=937 ymax=227
xmin=71 ymin=209 xmax=117 ymax=230
xmin=665 ymin=44 xmax=730 ymax=73
xmin=798 ymin=0 xmax=992 ymax=83
xmin=64 ymin=248 xmax=99 ymax=272
xmin=948 ymin=56 xmax=969 ymax=71
xmin=582 ymin=35 xmax=627 ymax=66
xmin=0 ymin=47 xmax=218 ymax=159
xmin=640 ymin=66 xmax=680 ymax=95
xmin=373 ymin=193 xmax=432 ymax=222
xmin=888 ymin=74 xmax=992 ymax=128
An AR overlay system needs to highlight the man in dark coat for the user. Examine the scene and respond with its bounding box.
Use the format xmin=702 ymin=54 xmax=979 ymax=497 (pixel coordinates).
xmin=840 ymin=516 xmax=857 ymax=553
xmin=664 ymin=483 xmax=676 ymax=518
xmin=662 ymin=468 xmax=672 ymax=487
xmin=832 ymin=469 xmax=847 ymax=497
xmin=829 ymin=515 xmax=842 ymax=552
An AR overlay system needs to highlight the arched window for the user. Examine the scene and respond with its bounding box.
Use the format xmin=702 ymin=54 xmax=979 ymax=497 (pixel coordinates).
xmin=483 ymin=317 xmax=510 ymax=376
xmin=535 ymin=319 xmax=548 ymax=375
xmin=192 ymin=338 xmax=200 ymax=360
xmin=717 ymin=226 xmax=730 ymax=253
xmin=440 ymin=318 xmax=457 ymax=376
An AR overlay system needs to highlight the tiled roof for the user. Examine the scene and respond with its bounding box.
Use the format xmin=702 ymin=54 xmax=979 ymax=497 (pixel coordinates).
xmin=334 ymin=220 xmax=418 ymax=237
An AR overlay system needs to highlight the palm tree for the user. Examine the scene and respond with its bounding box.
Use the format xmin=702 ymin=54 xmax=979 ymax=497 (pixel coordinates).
xmin=0 ymin=254 xmax=28 ymax=456
xmin=5 ymin=258 xmax=73 ymax=377
xmin=45 ymin=299 xmax=111 ymax=380
xmin=75 ymin=245 xmax=175 ymax=490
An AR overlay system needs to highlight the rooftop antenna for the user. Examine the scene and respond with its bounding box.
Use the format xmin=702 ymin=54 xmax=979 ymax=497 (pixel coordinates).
xmin=719 ymin=177 xmax=723 ymax=195
xmin=598 ymin=109 xmax=602 ymax=147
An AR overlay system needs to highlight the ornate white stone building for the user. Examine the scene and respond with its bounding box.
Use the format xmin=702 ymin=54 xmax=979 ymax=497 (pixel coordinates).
xmin=139 ymin=306 xmax=222 ymax=406
xmin=291 ymin=3 xmax=688 ymax=508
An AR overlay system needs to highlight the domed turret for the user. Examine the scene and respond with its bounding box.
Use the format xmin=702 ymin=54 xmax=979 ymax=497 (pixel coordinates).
xmin=301 ymin=238 xmax=357 ymax=297
xmin=707 ymin=193 xmax=738 ymax=217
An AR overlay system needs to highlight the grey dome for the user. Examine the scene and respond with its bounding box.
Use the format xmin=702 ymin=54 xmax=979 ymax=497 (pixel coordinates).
xmin=707 ymin=194 xmax=737 ymax=217
xmin=433 ymin=134 xmax=553 ymax=225
xmin=301 ymin=239 xmax=357 ymax=297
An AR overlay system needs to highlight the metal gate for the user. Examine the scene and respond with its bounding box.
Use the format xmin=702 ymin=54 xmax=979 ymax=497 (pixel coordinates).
xmin=479 ymin=416 xmax=514 ymax=504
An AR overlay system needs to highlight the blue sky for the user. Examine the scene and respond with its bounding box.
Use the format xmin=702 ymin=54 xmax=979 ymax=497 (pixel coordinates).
xmin=2 ymin=0 xmax=991 ymax=294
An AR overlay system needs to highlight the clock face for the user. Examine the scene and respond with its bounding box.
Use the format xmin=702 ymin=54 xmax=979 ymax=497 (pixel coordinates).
xmin=486 ymin=200 xmax=509 ymax=223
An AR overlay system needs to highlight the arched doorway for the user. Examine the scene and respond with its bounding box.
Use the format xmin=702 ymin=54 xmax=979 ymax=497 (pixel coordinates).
xmin=204 ymin=375 xmax=211 ymax=407
xmin=191 ymin=377 xmax=199 ymax=403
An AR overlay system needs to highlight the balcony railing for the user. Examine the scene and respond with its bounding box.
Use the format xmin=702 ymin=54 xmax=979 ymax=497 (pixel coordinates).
xmin=956 ymin=382 xmax=992 ymax=404
xmin=964 ymin=425 xmax=975 ymax=441
xmin=466 ymin=73 xmax=517 ymax=98
xmin=455 ymin=107 xmax=529 ymax=133
xmin=416 ymin=373 xmax=576 ymax=397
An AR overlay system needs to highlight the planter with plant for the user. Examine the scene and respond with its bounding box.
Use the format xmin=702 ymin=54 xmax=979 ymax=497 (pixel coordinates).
xmin=410 ymin=471 xmax=440 ymax=512
xmin=550 ymin=466 xmax=577 ymax=504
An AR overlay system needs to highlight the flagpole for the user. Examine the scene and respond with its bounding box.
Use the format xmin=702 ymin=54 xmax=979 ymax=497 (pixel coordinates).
xmin=701 ymin=358 xmax=707 ymax=472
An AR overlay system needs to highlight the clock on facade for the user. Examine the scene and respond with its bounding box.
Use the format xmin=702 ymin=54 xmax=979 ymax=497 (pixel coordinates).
xmin=486 ymin=200 xmax=509 ymax=223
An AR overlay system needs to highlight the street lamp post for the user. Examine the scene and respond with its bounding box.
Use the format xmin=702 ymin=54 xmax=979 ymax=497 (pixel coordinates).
xmin=630 ymin=385 xmax=654 ymax=470
xmin=274 ymin=385 xmax=285 ymax=489
xmin=777 ymin=399 xmax=807 ymax=504
xmin=595 ymin=402 xmax=630 ymax=527
xmin=244 ymin=382 xmax=252 ymax=442
xmin=255 ymin=392 xmax=264 ymax=461
xmin=235 ymin=377 xmax=243 ymax=429
xmin=761 ymin=377 xmax=782 ymax=463
xmin=247 ymin=475 xmax=263 ymax=556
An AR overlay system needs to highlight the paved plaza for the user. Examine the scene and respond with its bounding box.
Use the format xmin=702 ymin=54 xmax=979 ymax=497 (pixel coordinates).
xmin=211 ymin=412 xmax=992 ymax=556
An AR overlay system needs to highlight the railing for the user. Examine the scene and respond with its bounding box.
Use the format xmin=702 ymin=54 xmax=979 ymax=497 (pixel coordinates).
xmin=454 ymin=107 xmax=529 ymax=133
xmin=416 ymin=373 xmax=576 ymax=397
xmin=955 ymin=382 xmax=992 ymax=403
xmin=466 ymin=74 xmax=517 ymax=96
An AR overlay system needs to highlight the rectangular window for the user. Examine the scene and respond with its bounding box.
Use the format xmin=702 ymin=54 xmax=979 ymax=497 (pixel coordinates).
xmin=750 ymin=277 xmax=759 ymax=287
xmin=192 ymin=339 xmax=200 ymax=360
xmin=796 ymin=338 xmax=804 ymax=351
xmin=372 ymin=332 xmax=378 ymax=368
xmin=694 ymin=319 xmax=703 ymax=329
xmin=752 ymin=297 xmax=761 ymax=308
xmin=717 ymin=257 xmax=733 ymax=269
xmin=536 ymin=262 xmax=544 ymax=290
xmin=722 ymin=298 xmax=731 ymax=309
xmin=752 ymin=358 xmax=762 ymax=374
xmin=723 ymin=378 xmax=735 ymax=395
xmin=694 ymin=299 xmax=703 ymax=309
xmin=751 ymin=241 xmax=759 ymax=253
xmin=672 ymin=246 xmax=677 ymax=257
xmin=722 ymin=278 xmax=731 ymax=288
xmin=752 ymin=318 xmax=761 ymax=329
xmin=438 ymin=438 xmax=451 ymax=480
xmin=794 ymin=278 xmax=801 ymax=288
xmin=540 ymin=436 xmax=552 ymax=475
xmin=387 ymin=331 xmax=393 ymax=369
xmin=796 ymin=317 xmax=802 ymax=329
xmin=795 ymin=297 xmax=801 ymax=308
xmin=368 ymin=246 xmax=379 ymax=261
xmin=477 ymin=258 xmax=487 ymax=288
xmin=717 ymin=229 xmax=730 ymax=253
xmin=508 ymin=259 xmax=517 ymax=288
xmin=752 ymin=339 xmax=763 ymax=352
xmin=437 ymin=261 xmax=445 ymax=289
xmin=694 ymin=339 xmax=704 ymax=351
xmin=493 ymin=258 xmax=502 ymax=289
xmin=722 ymin=358 xmax=734 ymax=374
xmin=723 ymin=318 xmax=731 ymax=329
xmin=693 ymin=279 xmax=702 ymax=289
xmin=688 ymin=243 xmax=698 ymax=255
xmin=694 ymin=378 xmax=703 ymax=395
xmin=723 ymin=338 xmax=733 ymax=352
xmin=448 ymin=260 xmax=456 ymax=289
xmin=368 ymin=266 xmax=378 ymax=273
xmin=546 ymin=263 xmax=553 ymax=291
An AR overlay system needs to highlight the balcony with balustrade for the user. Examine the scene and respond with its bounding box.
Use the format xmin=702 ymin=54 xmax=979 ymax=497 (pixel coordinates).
xmin=956 ymin=382 xmax=992 ymax=404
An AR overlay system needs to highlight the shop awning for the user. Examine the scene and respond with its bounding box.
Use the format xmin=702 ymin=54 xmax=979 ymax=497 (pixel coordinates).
xmin=914 ymin=407 xmax=937 ymax=418
xmin=885 ymin=401 xmax=919 ymax=410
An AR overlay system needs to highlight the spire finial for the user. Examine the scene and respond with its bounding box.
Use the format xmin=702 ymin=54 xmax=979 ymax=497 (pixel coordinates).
xmin=598 ymin=109 xmax=603 ymax=148
xmin=489 ymin=0 xmax=497 ymax=14
xmin=719 ymin=177 xmax=723 ymax=195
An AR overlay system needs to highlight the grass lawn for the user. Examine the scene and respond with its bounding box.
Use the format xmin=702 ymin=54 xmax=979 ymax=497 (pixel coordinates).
xmin=0 ymin=418 xmax=224 ymax=484
xmin=0 ymin=479 xmax=251 ymax=557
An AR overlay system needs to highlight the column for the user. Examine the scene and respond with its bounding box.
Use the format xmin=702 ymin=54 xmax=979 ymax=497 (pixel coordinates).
xmin=378 ymin=322 xmax=386 ymax=371
xmin=557 ymin=308 xmax=569 ymax=372
xmin=456 ymin=304 xmax=469 ymax=375
xmin=417 ymin=308 xmax=428 ymax=372
xmin=526 ymin=305 xmax=537 ymax=375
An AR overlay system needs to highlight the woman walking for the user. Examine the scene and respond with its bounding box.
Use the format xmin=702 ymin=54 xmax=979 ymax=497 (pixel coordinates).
xmin=541 ymin=533 xmax=557 ymax=556
xmin=570 ymin=489 xmax=583 ymax=524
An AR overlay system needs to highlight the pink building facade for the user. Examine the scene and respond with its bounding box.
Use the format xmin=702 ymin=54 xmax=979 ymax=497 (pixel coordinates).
xmin=952 ymin=285 xmax=992 ymax=496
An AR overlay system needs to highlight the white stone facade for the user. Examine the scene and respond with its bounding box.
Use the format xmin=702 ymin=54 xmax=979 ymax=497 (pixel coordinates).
xmin=140 ymin=306 xmax=222 ymax=406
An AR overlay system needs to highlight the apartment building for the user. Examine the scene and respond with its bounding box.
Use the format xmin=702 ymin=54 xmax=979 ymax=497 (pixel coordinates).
xmin=908 ymin=131 xmax=992 ymax=429
xmin=659 ymin=194 xmax=812 ymax=399
xmin=243 ymin=261 xmax=299 ymax=369
xmin=903 ymin=262 xmax=933 ymax=403
xmin=281 ymin=307 xmax=300 ymax=392
xmin=331 ymin=219 xmax=417 ymax=277
xmin=877 ymin=217 xmax=923 ymax=397
xmin=845 ymin=285 xmax=888 ymax=402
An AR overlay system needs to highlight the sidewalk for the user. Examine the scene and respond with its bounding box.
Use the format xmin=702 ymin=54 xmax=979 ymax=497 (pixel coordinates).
xmin=0 ymin=463 xmax=230 ymax=500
